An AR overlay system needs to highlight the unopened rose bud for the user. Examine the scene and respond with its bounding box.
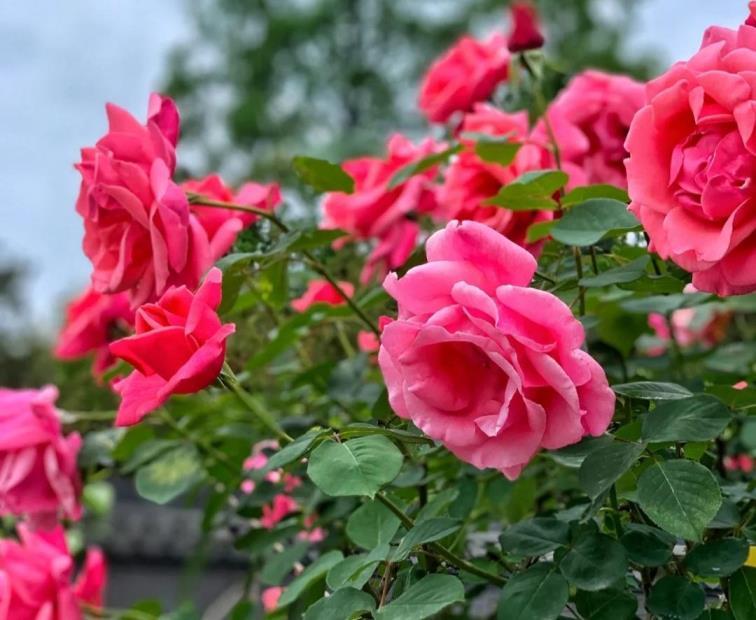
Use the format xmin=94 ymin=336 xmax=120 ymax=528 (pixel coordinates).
xmin=507 ymin=1 xmax=545 ymax=53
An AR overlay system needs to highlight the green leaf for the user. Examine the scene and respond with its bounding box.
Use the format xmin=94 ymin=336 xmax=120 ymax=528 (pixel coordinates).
xmin=273 ymin=228 xmax=347 ymax=253
xmin=499 ymin=517 xmax=570 ymax=556
xmin=375 ymin=574 xmax=465 ymax=620
xmin=346 ymin=499 xmax=401 ymax=549
xmin=647 ymin=576 xmax=705 ymax=620
xmin=685 ymin=538 xmax=749 ymax=578
xmin=392 ymin=517 xmax=461 ymax=561
xmin=264 ymin=429 xmax=324 ymax=472
xmin=551 ymin=198 xmax=639 ymax=246
xmin=484 ymin=169 xmax=567 ymax=211
xmin=303 ymin=588 xmax=375 ymax=620
xmin=308 ymin=435 xmax=403 ymax=498
xmin=613 ymin=381 xmax=693 ymax=400
xmin=561 ymin=184 xmax=629 ymax=206
xmin=579 ymin=257 xmax=649 ymax=287
xmin=575 ymin=588 xmax=637 ymax=620
xmin=704 ymin=342 xmax=756 ymax=374
xmin=277 ymin=550 xmax=344 ymax=607
xmin=260 ymin=541 xmax=310 ymax=585
xmin=526 ymin=220 xmax=556 ymax=243
xmin=549 ymin=436 xmax=614 ymax=468
xmin=578 ymin=440 xmax=645 ymax=499
xmin=620 ymin=524 xmax=675 ymax=567
xmin=730 ymin=567 xmax=756 ymax=620
xmin=497 ymin=562 xmax=568 ymax=620
xmin=135 ymin=445 xmax=203 ymax=505
xmin=620 ymin=292 xmax=712 ymax=314
xmin=387 ymin=145 xmax=461 ymax=189
xmin=326 ymin=546 xmax=387 ymax=590
xmin=642 ymin=395 xmax=731 ymax=443
xmin=637 ymin=460 xmax=722 ymax=541
xmin=460 ymin=132 xmax=522 ymax=166
xmin=559 ymin=529 xmax=628 ymax=591
xmin=415 ymin=488 xmax=459 ymax=522
xmin=292 ymin=156 xmax=354 ymax=193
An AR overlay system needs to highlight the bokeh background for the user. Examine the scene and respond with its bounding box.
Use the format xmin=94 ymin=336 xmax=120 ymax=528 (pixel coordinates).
xmin=0 ymin=0 xmax=746 ymax=615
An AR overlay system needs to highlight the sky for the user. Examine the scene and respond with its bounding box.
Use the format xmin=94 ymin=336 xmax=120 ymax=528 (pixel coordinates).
xmin=0 ymin=1 xmax=746 ymax=331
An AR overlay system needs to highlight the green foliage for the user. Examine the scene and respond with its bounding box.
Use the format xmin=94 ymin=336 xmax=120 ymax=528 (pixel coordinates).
xmin=374 ymin=574 xmax=465 ymax=620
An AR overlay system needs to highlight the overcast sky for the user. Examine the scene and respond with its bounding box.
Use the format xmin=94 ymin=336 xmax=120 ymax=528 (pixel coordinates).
xmin=0 ymin=1 xmax=746 ymax=331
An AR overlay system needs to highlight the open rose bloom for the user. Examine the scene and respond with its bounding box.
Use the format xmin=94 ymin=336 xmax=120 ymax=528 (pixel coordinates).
xmin=0 ymin=525 xmax=106 ymax=620
xmin=0 ymin=387 xmax=81 ymax=524
xmin=438 ymin=104 xmax=555 ymax=254
xmin=109 ymin=267 xmax=235 ymax=426
xmin=378 ymin=221 xmax=615 ymax=479
xmin=322 ymin=134 xmax=443 ymax=282
xmin=626 ymin=17 xmax=756 ymax=295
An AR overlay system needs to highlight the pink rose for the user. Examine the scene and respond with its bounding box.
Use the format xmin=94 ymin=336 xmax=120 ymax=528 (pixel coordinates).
xmin=625 ymin=15 xmax=756 ymax=295
xmin=109 ymin=267 xmax=235 ymax=426
xmin=54 ymin=287 xmax=134 ymax=377
xmin=261 ymin=586 xmax=283 ymax=612
xmin=0 ymin=524 xmax=106 ymax=620
xmin=76 ymin=94 xmax=212 ymax=307
xmin=0 ymin=387 xmax=82 ymax=523
xmin=645 ymin=307 xmax=730 ymax=356
xmin=419 ymin=34 xmax=510 ymax=123
xmin=182 ymin=174 xmax=281 ymax=260
xmin=738 ymin=454 xmax=754 ymax=473
xmin=541 ymin=70 xmax=644 ymax=188
xmin=437 ymin=104 xmax=555 ymax=254
xmin=507 ymin=2 xmax=545 ymax=53
xmin=733 ymin=380 xmax=749 ymax=390
xmin=378 ymin=220 xmax=615 ymax=479
xmin=357 ymin=330 xmax=380 ymax=353
xmin=260 ymin=494 xmax=299 ymax=529
xmin=322 ymin=134 xmax=443 ymax=282
xmin=291 ymin=279 xmax=355 ymax=313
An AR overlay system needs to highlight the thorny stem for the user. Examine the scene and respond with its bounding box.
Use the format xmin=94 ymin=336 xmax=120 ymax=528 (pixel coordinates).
xmin=187 ymin=192 xmax=380 ymax=336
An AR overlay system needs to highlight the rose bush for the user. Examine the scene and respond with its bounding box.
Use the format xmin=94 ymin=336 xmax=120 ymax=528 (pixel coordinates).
xmin=4 ymin=3 xmax=756 ymax=619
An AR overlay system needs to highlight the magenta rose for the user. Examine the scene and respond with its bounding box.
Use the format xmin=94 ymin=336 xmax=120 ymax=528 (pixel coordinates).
xmin=541 ymin=70 xmax=644 ymax=188
xmin=291 ymin=279 xmax=355 ymax=313
xmin=0 ymin=524 xmax=106 ymax=619
xmin=109 ymin=267 xmax=235 ymax=426
xmin=181 ymin=174 xmax=281 ymax=261
xmin=507 ymin=1 xmax=545 ymax=53
xmin=0 ymin=387 xmax=82 ymax=523
xmin=438 ymin=104 xmax=554 ymax=254
xmin=76 ymin=93 xmax=212 ymax=306
xmin=378 ymin=220 xmax=615 ymax=479
xmin=322 ymin=134 xmax=443 ymax=282
xmin=54 ymin=287 xmax=134 ymax=377
xmin=625 ymin=13 xmax=756 ymax=295
xmin=419 ymin=34 xmax=510 ymax=124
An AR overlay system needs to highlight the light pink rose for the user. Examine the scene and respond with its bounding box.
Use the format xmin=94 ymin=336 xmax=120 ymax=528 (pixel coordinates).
xmin=540 ymin=70 xmax=644 ymax=188
xmin=625 ymin=14 xmax=756 ymax=295
xmin=0 ymin=524 xmax=106 ymax=620
xmin=0 ymin=387 xmax=82 ymax=523
xmin=322 ymin=134 xmax=443 ymax=283
xmin=291 ymin=279 xmax=355 ymax=313
xmin=437 ymin=104 xmax=555 ymax=255
xmin=378 ymin=220 xmax=615 ymax=479
xmin=261 ymin=586 xmax=283 ymax=612
xmin=181 ymin=174 xmax=281 ymax=260
xmin=260 ymin=494 xmax=299 ymax=529
xmin=109 ymin=267 xmax=235 ymax=426
xmin=645 ymin=307 xmax=730 ymax=356
xmin=76 ymin=94 xmax=214 ymax=307
xmin=419 ymin=34 xmax=510 ymax=123
xmin=54 ymin=287 xmax=134 ymax=377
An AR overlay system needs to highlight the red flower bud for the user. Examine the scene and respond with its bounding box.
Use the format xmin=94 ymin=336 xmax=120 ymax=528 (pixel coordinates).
xmin=507 ymin=1 xmax=545 ymax=53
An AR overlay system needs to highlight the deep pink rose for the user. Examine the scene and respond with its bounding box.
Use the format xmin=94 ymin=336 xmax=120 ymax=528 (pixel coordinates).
xmin=109 ymin=267 xmax=235 ymax=426
xmin=645 ymin=307 xmax=730 ymax=356
xmin=419 ymin=34 xmax=510 ymax=123
xmin=378 ymin=220 xmax=615 ymax=479
xmin=54 ymin=287 xmax=134 ymax=376
xmin=438 ymin=104 xmax=555 ymax=254
xmin=0 ymin=387 xmax=81 ymax=523
xmin=262 ymin=586 xmax=283 ymax=612
xmin=322 ymin=134 xmax=443 ymax=282
xmin=507 ymin=2 xmax=545 ymax=53
xmin=291 ymin=279 xmax=355 ymax=313
xmin=625 ymin=16 xmax=756 ymax=295
xmin=181 ymin=174 xmax=281 ymax=260
xmin=0 ymin=525 xmax=106 ymax=620
xmin=541 ymin=70 xmax=644 ymax=188
xmin=76 ymin=94 xmax=212 ymax=307
xmin=260 ymin=494 xmax=299 ymax=529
